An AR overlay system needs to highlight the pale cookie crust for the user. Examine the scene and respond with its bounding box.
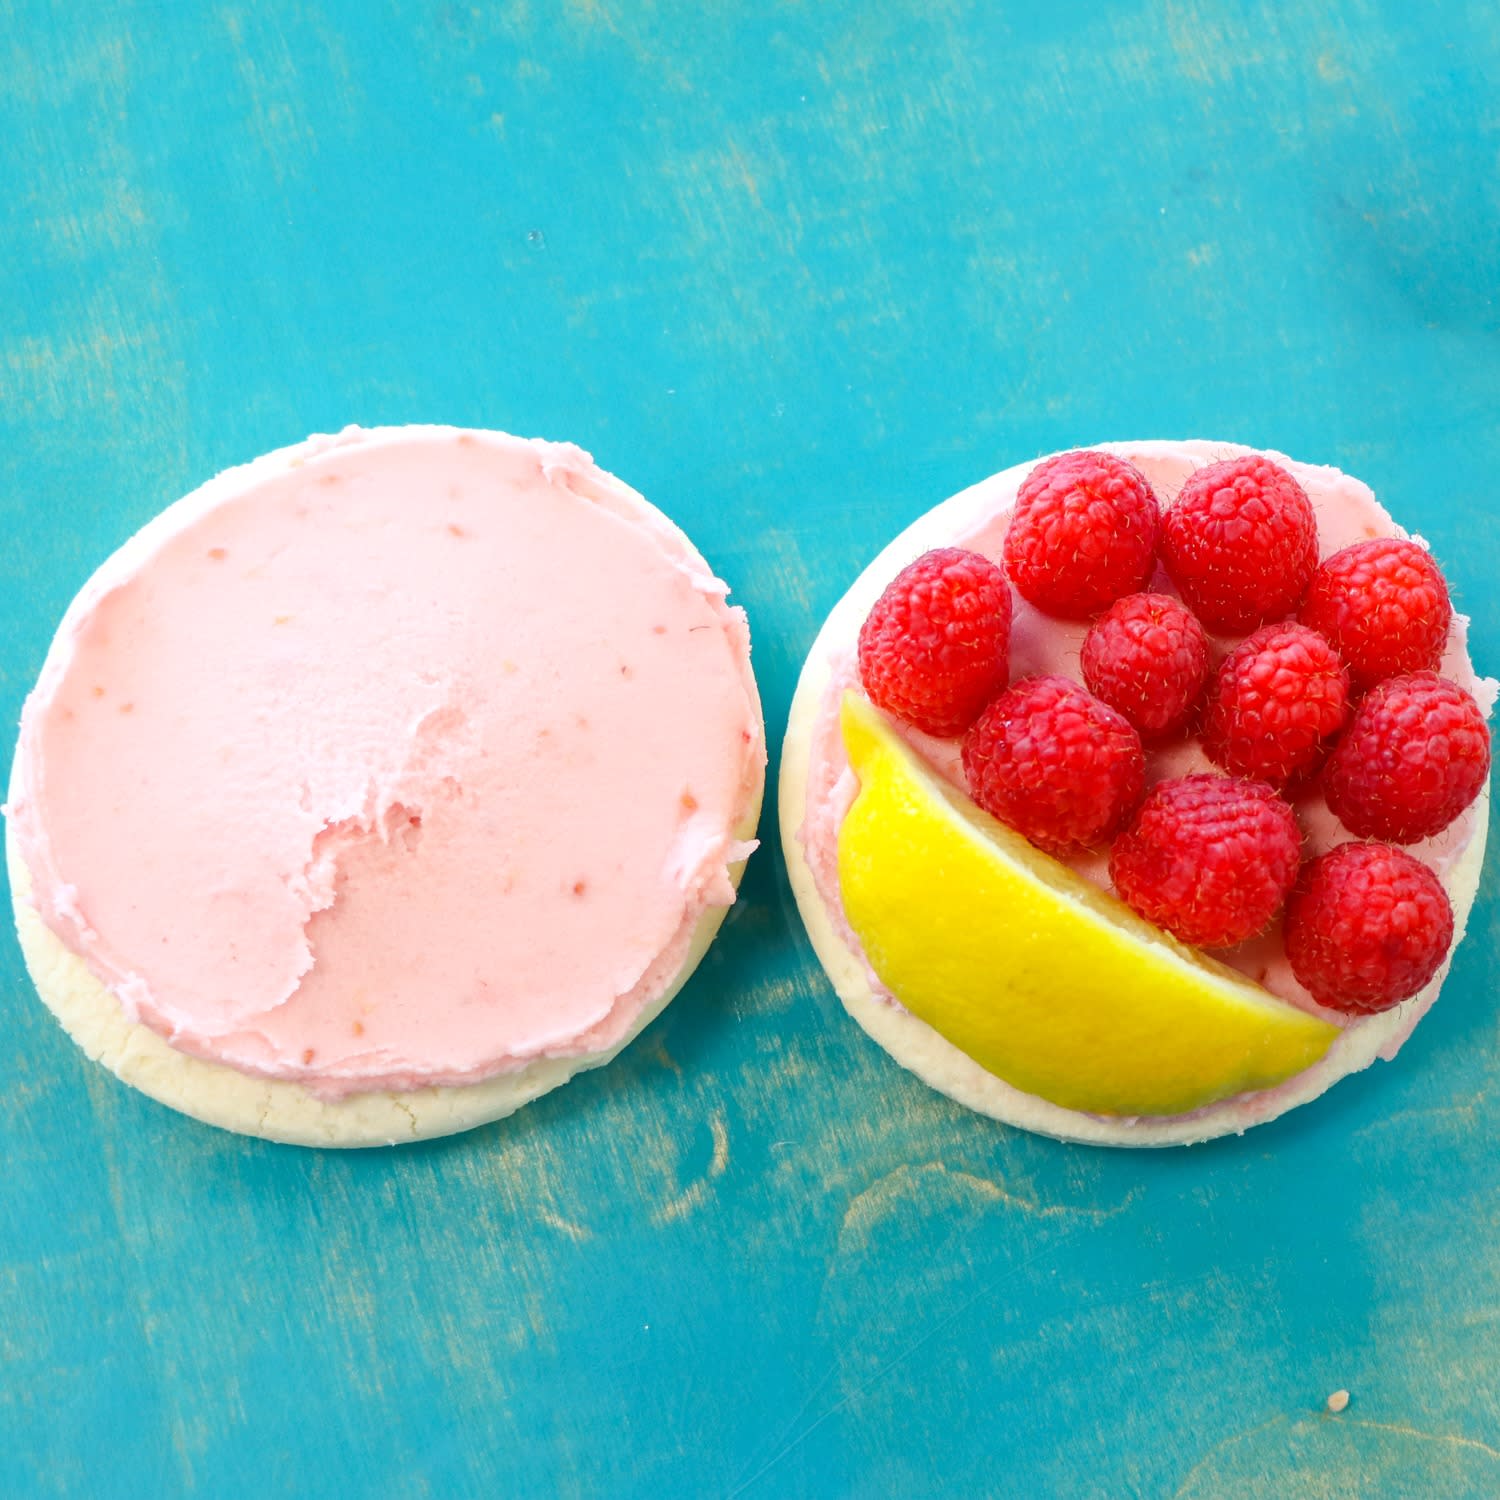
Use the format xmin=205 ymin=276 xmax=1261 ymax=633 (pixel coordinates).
xmin=780 ymin=441 xmax=1491 ymax=1147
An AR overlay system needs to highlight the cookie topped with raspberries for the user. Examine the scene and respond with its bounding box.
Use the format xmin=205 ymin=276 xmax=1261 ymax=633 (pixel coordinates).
xmin=782 ymin=440 xmax=1494 ymax=1147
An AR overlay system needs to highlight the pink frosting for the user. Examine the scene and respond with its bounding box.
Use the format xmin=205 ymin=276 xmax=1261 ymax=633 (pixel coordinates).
xmin=802 ymin=444 xmax=1493 ymax=1052
xmin=8 ymin=427 xmax=764 ymax=1097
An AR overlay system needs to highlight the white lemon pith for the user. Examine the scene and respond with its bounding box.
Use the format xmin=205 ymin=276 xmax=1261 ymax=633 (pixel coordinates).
xmin=836 ymin=693 xmax=1339 ymax=1118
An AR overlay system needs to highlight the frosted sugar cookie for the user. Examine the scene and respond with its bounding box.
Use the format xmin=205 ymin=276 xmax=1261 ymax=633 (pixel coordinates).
xmin=8 ymin=427 xmax=765 ymax=1145
xmin=783 ymin=441 xmax=1490 ymax=1145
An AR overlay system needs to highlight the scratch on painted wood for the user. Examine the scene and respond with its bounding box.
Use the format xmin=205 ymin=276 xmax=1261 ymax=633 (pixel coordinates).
xmin=837 ymin=1161 xmax=1139 ymax=1253
xmin=1338 ymin=1416 xmax=1500 ymax=1463
xmin=651 ymin=1109 xmax=730 ymax=1226
xmin=647 ymin=1037 xmax=683 ymax=1077
xmin=1170 ymin=1415 xmax=1293 ymax=1500
xmin=537 ymin=1207 xmax=593 ymax=1243
xmin=1354 ymin=1083 xmax=1493 ymax=1138
xmin=730 ymin=1222 xmax=1108 ymax=1498
xmin=1171 ymin=1410 xmax=1500 ymax=1498
xmin=726 ymin=1156 xmax=1142 ymax=1494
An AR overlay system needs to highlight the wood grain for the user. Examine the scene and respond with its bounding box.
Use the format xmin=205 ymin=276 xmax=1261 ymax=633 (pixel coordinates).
xmin=2 ymin=1 xmax=1498 ymax=1495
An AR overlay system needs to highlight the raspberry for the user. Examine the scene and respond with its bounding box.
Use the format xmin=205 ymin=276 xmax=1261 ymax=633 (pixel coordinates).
xmin=1298 ymin=538 xmax=1453 ymax=692
xmin=1322 ymin=672 xmax=1491 ymax=843
xmin=1109 ymin=775 xmax=1302 ymax=948
xmin=1284 ymin=842 xmax=1454 ymax=1012
xmin=1161 ymin=455 xmax=1319 ymax=633
xmin=1201 ymin=623 xmax=1351 ymax=788
xmin=857 ymin=547 xmax=1012 ymax=737
xmin=1080 ymin=592 xmax=1210 ymax=738
xmin=1003 ymin=450 xmax=1160 ymax=619
xmin=962 ymin=675 xmax=1144 ymax=855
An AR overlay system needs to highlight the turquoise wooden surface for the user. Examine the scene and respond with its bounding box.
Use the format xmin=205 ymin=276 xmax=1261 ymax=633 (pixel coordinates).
xmin=3 ymin=2 xmax=1499 ymax=1495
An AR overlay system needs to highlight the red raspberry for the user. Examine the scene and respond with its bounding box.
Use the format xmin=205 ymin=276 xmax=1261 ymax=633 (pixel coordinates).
xmin=1003 ymin=450 xmax=1160 ymax=619
xmin=1201 ymin=623 xmax=1351 ymax=788
xmin=1298 ymin=538 xmax=1453 ymax=693
xmin=1161 ymin=455 xmax=1319 ymax=633
xmin=1284 ymin=842 xmax=1454 ymax=1013
xmin=1322 ymin=672 xmax=1491 ymax=843
xmin=1080 ymin=592 xmax=1210 ymax=738
xmin=962 ymin=675 xmax=1144 ymax=855
xmin=1109 ymin=775 xmax=1302 ymax=948
xmin=857 ymin=547 xmax=1012 ymax=737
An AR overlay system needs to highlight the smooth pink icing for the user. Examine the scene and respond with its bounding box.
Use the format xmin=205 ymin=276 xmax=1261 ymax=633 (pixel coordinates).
xmin=801 ymin=443 xmax=1493 ymax=1082
xmin=8 ymin=427 xmax=764 ymax=1097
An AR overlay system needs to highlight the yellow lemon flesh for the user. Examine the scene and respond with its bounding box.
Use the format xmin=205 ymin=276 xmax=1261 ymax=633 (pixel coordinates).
xmin=837 ymin=693 xmax=1339 ymax=1118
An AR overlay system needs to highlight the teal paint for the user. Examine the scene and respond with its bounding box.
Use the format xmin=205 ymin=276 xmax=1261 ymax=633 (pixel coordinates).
xmin=2 ymin=2 xmax=1498 ymax=1495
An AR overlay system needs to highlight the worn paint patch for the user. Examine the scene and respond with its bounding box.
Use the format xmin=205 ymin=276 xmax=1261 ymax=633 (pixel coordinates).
xmin=1173 ymin=1411 xmax=1500 ymax=1498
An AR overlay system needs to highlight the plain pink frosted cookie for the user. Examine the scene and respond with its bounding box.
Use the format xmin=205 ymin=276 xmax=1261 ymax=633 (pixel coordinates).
xmin=8 ymin=426 xmax=765 ymax=1145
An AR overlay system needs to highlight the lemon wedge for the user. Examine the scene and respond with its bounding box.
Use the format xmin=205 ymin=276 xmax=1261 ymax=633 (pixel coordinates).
xmin=837 ymin=693 xmax=1339 ymax=1117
